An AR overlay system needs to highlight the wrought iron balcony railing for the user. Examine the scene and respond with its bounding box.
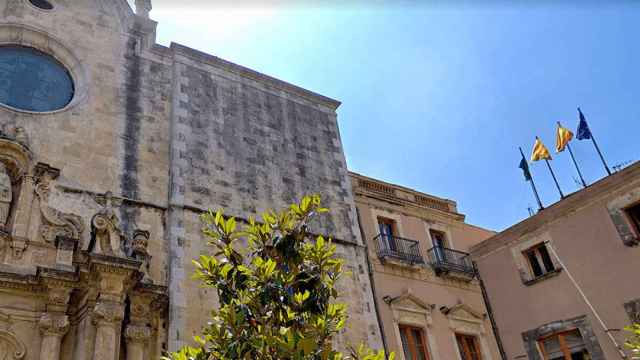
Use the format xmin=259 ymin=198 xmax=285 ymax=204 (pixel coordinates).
xmin=427 ymin=246 xmax=475 ymax=277
xmin=374 ymin=234 xmax=424 ymax=265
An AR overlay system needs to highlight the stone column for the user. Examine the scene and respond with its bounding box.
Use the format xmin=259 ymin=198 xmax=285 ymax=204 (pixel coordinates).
xmin=92 ymin=301 xmax=124 ymax=360
xmin=39 ymin=313 xmax=70 ymax=360
xmin=125 ymin=324 xmax=152 ymax=360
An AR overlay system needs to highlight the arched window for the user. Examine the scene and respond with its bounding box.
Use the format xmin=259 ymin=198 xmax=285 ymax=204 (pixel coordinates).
xmin=0 ymin=46 xmax=74 ymax=112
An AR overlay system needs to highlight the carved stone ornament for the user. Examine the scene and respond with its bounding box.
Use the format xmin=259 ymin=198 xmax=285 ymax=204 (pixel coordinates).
xmin=132 ymin=229 xmax=153 ymax=283
xmin=39 ymin=313 xmax=70 ymax=337
xmin=0 ymin=330 xmax=26 ymax=359
xmin=46 ymin=288 xmax=72 ymax=308
xmin=125 ymin=324 xmax=152 ymax=343
xmin=92 ymin=301 xmax=124 ymax=326
xmin=131 ymin=229 xmax=149 ymax=258
xmin=89 ymin=192 xmax=125 ymax=257
xmin=34 ymin=164 xmax=84 ymax=244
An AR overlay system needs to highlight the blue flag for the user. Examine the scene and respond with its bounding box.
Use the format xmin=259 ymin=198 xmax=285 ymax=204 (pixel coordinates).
xmin=577 ymin=108 xmax=592 ymax=140
xmin=519 ymin=155 xmax=532 ymax=181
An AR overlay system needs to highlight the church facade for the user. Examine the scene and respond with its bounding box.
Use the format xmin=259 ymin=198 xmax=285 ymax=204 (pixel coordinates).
xmin=0 ymin=0 xmax=383 ymax=359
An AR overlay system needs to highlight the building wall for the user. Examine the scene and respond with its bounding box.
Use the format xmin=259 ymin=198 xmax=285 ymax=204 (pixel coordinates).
xmin=0 ymin=0 xmax=381 ymax=358
xmin=472 ymin=163 xmax=640 ymax=359
xmin=351 ymin=172 xmax=502 ymax=360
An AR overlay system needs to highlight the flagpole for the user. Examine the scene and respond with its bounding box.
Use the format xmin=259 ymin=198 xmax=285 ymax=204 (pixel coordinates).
xmin=519 ymin=147 xmax=544 ymax=211
xmin=578 ymin=107 xmax=611 ymax=176
xmin=566 ymin=143 xmax=587 ymax=188
xmin=543 ymin=157 xmax=565 ymax=199
xmin=558 ymin=121 xmax=587 ymax=188
xmin=591 ymin=134 xmax=611 ymax=176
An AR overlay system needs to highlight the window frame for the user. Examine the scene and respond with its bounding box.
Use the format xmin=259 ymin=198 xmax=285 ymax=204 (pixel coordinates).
xmin=398 ymin=324 xmax=431 ymax=360
xmin=537 ymin=329 xmax=588 ymax=360
xmin=377 ymin=216 xmax=397 ymax=235
xmin=455 ymin=333 xmax=483 ymax=360
xmin=624 ymin=201 xmax=640 ymax=237
xmin=522 ymin=243 xmax=556 ymax=279
xmin=429 ymin=229 xmax=447 ymax=249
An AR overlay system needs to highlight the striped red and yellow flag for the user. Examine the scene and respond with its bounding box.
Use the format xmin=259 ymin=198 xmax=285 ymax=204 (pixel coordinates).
xmin=531 ymin=137 xmax=552 ymax=162
xmin=556 ymin=124 xmax=574 ymax=153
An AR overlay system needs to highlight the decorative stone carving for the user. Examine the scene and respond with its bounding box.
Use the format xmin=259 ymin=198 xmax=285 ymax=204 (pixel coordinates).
xmin=0 ymin=330 xmax=26 ymax=360
xmin=0 ymin=163 xmax=12 ymax=228
xmin=92 ymin=301 xmax=124 ymax=327
xmin=46 ymin=287 xmax=72 ymax=310
xmin=0 ymin=312 xmax=26 ymax=360
xmin=125 ymin=324 xmax=152 ymax=343
xmin=39 ymin=313 xmax=70 ymax=337
xmin=34 ymin=164 xmax=84 ymax=244
xmin=89 ymin=192 xmax=125 ymax=257
xmin=132 ymin=229 xmax=152 ymax=283
xmin=131 ymin=229 xmax=149 ymax=258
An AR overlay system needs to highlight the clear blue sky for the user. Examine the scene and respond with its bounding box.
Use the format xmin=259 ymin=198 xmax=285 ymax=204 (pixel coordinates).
xmin=148 ymin=1 xmax=640 ymax=231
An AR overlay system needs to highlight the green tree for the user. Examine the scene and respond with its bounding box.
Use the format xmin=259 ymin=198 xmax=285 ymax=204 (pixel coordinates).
xmin=625 ymin=323 xmax=640 ymax=359
xmin=165 ymin=195 xmax=392 ymax=360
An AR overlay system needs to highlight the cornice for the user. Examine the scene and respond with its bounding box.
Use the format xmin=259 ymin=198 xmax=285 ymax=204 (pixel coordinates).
xmin=349 ymin=171 xmax=465 ymax=220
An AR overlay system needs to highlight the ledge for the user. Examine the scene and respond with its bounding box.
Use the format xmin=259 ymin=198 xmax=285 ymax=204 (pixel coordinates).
xmin=378 ymin=256 xmax=425 ymax=270
xmin=523 ymin=268 xmax=562 ymax=287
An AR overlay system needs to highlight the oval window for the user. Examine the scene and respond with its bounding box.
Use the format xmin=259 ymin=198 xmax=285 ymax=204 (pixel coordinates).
xmin=28 ymin=0 xmax=54 ymax=10
xmin=0 ymin=46 xmax=74 ymax=112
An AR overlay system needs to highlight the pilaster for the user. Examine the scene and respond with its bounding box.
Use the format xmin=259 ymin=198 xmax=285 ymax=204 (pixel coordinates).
xmin=39 ymin=313 xmax=70 ymax=360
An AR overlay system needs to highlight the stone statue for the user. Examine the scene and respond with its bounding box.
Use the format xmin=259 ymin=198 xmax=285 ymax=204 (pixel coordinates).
xmin=0 ymin=163 xmax=12 ymax=228
xmin=90 ymin=191 xmax=125 ymax=257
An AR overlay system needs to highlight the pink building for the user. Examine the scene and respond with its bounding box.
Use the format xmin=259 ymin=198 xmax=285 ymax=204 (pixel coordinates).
xmin=471 ymin=162 xmax=640 ymax=360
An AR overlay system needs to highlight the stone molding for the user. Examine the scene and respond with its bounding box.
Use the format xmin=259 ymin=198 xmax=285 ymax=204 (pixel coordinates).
xmin=607 ymin=190 xmax=640 ymax=246
xmin=39 ymin=313 xmax=70 ymax=337
xmin=521 ymin=315 xmax=605 ymax=360
xmin=0 ymin=137 xmax=32 ymax=181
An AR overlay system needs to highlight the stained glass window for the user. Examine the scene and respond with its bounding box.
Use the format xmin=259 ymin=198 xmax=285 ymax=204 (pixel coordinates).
xmin=0 ymin=46 xmax=74 ymax=112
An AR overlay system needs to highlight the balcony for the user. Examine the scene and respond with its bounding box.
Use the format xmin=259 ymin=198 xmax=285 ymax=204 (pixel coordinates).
xmin=374 ymin=234 xmax=424 ymax=265
xmin=427 ymin=246 xmax=475 ymax=278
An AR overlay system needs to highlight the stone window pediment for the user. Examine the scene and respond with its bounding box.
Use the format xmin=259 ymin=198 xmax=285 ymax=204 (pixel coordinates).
xmin=445 ymin=304 xmax=485 ymax=324
xmin=388 ymin=290 xmax=434 ymax=328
